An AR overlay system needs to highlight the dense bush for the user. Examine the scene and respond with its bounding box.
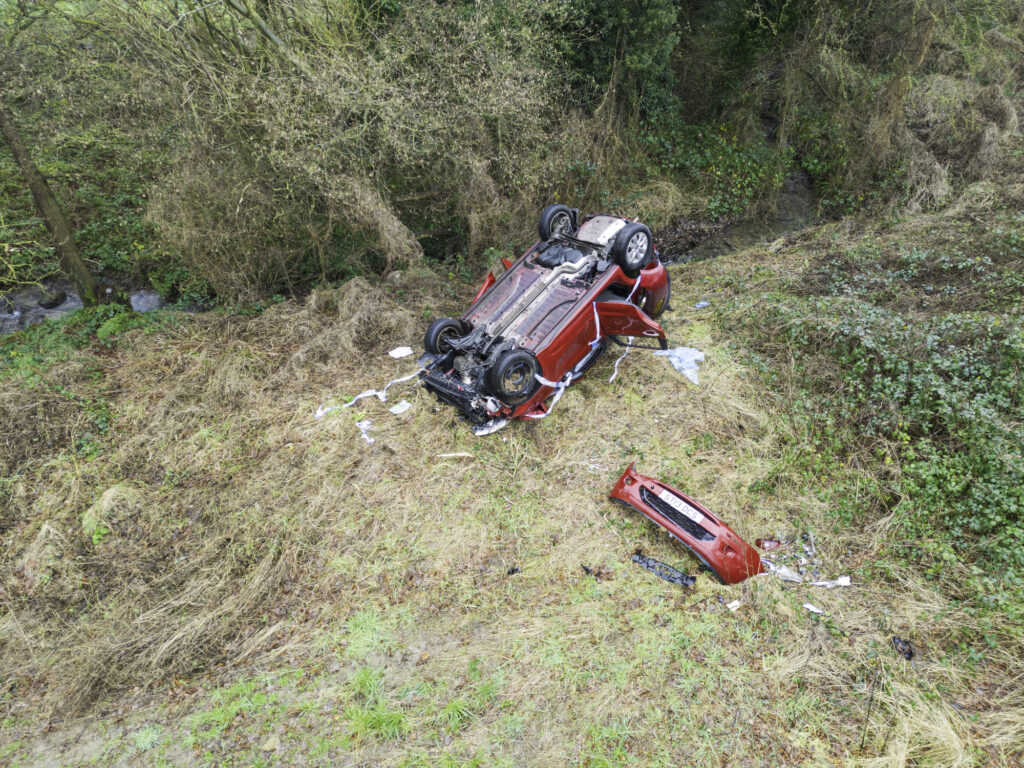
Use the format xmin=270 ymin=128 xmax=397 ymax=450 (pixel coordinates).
xmin=3 ymin=0 xmax=1024 ymax=301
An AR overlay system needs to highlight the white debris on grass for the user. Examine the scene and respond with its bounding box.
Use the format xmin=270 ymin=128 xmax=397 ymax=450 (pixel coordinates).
xmin=317 ymin=367 xmax=424 ymax=417
xmin=695 ymin=300 xmax=711 ymax=309
xmin=803 ymin=602 xmax=825 ymax=615
xmin=389 ymin=400 xmax=413 ymax=415
xmin=472 ymin=418 xmax=509 ymax=436
xmin=726 ymin=600 xmax=742 ymax=612
xmin=762 ymin=559 xmax=803 ymax=583
xmin=608 ymin=345 xmax=629 ymax=382
xmin=810 ymin=575 xmax=852 ymax=588
xmin=314 ymin=403 xmax=341 ymax=419
xmin=654 ymin=346 xmax=705 ymax=385
xmin=388 ymin=346 xmax=414 ymax=358
xmin=356 ymin=420 xmax=375 ymax=444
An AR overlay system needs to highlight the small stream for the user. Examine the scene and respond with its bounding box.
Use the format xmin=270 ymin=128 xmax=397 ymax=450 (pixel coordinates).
xmin=657 ymin=168 xmax=818 ymax=262
xmin=0 ymin=280 xmax=166 ymax=336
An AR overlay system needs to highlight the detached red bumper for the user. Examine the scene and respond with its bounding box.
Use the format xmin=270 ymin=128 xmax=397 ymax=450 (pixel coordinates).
xmin=610 ymin=463 xmax=765 ymax=585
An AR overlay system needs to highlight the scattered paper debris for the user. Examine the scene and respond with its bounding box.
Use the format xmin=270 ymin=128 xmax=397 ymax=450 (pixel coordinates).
xmin=654 ymin=346 xmax=705 ymax=385
xmin=802 ymin=531 xmax=817 ymax=558
xmin=334 ymin=367 xmax=424 ymax=412
xmin=726 ymin=599 xmax=742 ymax=612
xmin=389 ymin=400 xmax=413 ymax=415
xmin=388 ymin=346 xmax=414 ymax=358
xmin=695 ymin=300 xmax=711 ymax=309
xmin=436 ymin=452 xmax=474 ymax=459
xmin=356 ymin=420 xmax=375 ymax=444
xmin=810 ymin=575 xmax=851 ymax=588
xmin=803 ymin=602 xmax=825 ymax=615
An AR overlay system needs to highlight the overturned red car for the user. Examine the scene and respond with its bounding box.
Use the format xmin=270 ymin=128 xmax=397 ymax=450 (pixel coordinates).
xmin=420 ymin=205 xmax=671 ymax=432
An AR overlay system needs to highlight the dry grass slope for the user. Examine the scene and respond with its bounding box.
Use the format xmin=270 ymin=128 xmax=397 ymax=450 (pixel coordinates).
xmin=2 ymin=241 xmax=1022 ymax=765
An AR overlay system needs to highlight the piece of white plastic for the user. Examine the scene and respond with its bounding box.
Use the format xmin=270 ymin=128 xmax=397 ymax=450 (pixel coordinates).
xmin=388 ymin=346 xmax=414 ymax=358
xmin=356 ymin=420 xmax=375 ymax=444
xmin=609 ymin=345 xmax=630 ymax=382
xmin=389 ymin=400 xmax=413 ymax=415
xmin=654 ymin=346 xmax=705 ymax=385
xmin=810 ymin=575 xmax=851 ymax=588
xmin=803 ymin=602 xmax=825 ymax=615
xmin=472 ymin=418 xmax=509 ymax=436
xmin=340 ymin=367 xmax=424 ymax=409
xmin=726 ymin=600 xmax=742 ymax=612
xmin=762 ymin=559 xmax=803 ymax=583
xmin=695 ymin=300 xmax=711 ymax=309
xmin=314 ymin=403 xmax=341 ymax=419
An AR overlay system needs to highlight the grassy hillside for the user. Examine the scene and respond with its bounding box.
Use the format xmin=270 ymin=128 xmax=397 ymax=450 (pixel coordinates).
xmin=3 ymin=190 xmax=1022 ymax=764
xmin=3 ymin=1 xmax=1024 ymax=765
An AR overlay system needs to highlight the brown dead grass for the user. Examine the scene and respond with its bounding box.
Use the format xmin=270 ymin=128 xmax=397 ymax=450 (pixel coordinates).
xmin=2 ymin=229 xmax=1022 ymax=765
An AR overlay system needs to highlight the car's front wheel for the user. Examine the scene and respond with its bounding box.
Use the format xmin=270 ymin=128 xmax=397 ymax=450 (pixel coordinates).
xmin=424 ymin=318 xmax=465 ymax=355
xmin=487 ymin=349 xmax=540 ymax=405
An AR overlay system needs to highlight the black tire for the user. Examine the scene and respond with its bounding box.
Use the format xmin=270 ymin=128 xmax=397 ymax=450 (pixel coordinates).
xmin=424 ymin=317 xmax=464 ymax=355
xmin=538 ymin=204 xmax=576 ymax=241
xmin=487 ymin=349 xmax=540 ymax=405
xmin=611 ymin=222 xmax=653 ymax=278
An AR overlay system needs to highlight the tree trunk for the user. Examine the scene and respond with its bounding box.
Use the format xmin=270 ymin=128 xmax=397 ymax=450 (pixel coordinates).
xmin=0 ymin=104 xmax=98 ymax=306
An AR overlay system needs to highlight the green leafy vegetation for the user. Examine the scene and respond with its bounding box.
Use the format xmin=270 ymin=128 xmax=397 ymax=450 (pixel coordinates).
xmin=720 ymin=194 xmax=1024 ymax=624
xmin=2 ymin=1 xmax=1024 ymax=766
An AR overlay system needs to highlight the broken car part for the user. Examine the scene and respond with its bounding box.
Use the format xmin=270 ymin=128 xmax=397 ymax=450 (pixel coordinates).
xmin=610 ymin=464 xmax=765 ymax=585
xmin=419 ymin=206 xmax=670 ymax=428
xmin=892 ymin=636 xmax=915 ymax=660
xmin=630 ymin=551 xmax=696 ymax=587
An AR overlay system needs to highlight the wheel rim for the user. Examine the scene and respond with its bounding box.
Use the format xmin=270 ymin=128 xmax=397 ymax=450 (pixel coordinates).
xmin=438 ymin=327 xmax=459 ymax=352
xmin=626 ymin=232 xmax=649 ymax=266
xmin=551 ymin=212 xmax=572 ymax=237
xmin=501 ymin=362 xmax=533 ymax=396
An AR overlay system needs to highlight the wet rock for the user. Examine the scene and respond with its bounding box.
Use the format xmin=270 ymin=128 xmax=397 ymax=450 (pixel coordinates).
xmin=130 ymin=290 xmax=165 ymax=313
xmin=38 ymin=289 xmax=67 ymax=309
xmin=1 ymin=280 xmax=83 ymax=335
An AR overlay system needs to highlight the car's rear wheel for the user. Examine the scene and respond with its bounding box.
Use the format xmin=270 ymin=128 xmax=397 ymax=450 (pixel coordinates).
xmin=424 ymin=318 xmax=464 ymax=355
xmin=538 ymin=204 xmax=576 ymax=241
xmin=611 ymin=222 xmax=653 ymax=278
xmin=487 ymin=349 xmax=540 ymax=405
